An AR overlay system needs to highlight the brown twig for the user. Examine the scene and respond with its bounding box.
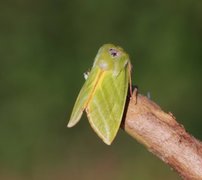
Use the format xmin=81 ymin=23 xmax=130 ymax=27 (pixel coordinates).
xmin=123 ymin=92 xmax=202 ymax=180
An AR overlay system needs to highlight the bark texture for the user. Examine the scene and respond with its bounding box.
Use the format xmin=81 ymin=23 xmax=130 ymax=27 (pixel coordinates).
xmin=123 ymin=92 xmax=202 ymax=180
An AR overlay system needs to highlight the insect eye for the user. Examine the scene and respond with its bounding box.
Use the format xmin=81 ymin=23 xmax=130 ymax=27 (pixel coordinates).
xmin=109 ymin=48 xmax=119 ymax=57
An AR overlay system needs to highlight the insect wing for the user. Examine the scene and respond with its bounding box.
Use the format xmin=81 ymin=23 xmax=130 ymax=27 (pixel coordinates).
xmin=68 ymin=66 xmax=101 ymax=127
xmin=86 ymin=67 xmax=129 ymax=145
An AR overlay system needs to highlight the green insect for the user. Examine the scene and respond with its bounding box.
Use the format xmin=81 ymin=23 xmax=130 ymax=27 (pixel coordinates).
xmin=67 ymin=44 xmax=132 ymax=145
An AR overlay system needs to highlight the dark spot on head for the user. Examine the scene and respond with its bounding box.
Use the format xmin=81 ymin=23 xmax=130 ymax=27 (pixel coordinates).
xmin=109 ymin=48 xmax=119 ymax=57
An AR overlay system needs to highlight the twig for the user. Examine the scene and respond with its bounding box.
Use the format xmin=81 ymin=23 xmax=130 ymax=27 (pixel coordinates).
xmin=123 ymin=92 xmax=202 ymax=179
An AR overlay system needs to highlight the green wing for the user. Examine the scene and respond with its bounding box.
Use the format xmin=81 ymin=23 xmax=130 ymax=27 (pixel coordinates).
xmin=86 ymin=66 xmax=129 ymax=145
xmin=68 ymin=66 xmax=101 ymax=127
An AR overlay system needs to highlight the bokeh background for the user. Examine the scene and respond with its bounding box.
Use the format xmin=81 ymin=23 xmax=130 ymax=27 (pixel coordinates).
xmin=0 ymin=0 xmax=201 ymax=179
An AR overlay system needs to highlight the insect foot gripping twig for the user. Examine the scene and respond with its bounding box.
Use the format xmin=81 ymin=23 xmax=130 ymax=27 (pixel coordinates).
xmin=131 ymin=85 xmax=138 ymax=104
xmin=123 ymin=94 xmax=202 ymax=179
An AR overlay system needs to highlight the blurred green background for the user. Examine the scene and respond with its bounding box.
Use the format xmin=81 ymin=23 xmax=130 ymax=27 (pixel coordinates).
xmin=0 ymin=0 xmax=201 ymax=179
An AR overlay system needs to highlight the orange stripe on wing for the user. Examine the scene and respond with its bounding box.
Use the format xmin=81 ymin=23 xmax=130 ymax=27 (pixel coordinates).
xmin=84 ymin=70 xmax=105 ymax=110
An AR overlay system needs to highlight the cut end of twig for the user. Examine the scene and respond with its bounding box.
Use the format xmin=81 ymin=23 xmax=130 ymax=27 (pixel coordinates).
xmin=122 ymin=93 xmax=202 ymax=179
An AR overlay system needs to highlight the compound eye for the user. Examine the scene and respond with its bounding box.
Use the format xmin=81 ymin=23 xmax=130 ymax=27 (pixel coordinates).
xmin=109 ymin=48 xmax=120 ymax=57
